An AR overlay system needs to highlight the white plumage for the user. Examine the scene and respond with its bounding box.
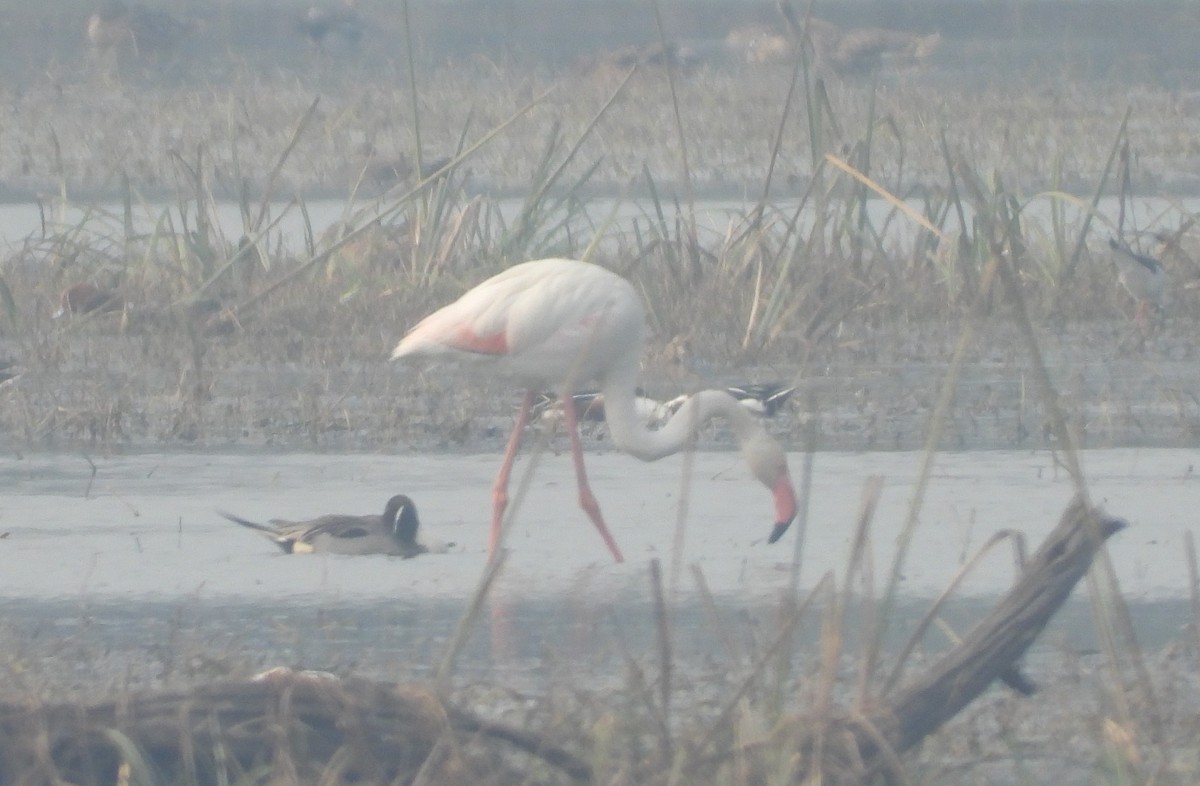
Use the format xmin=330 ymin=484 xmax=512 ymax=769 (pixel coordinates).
xmin=392 ymin=258 xmax=799 ymax=562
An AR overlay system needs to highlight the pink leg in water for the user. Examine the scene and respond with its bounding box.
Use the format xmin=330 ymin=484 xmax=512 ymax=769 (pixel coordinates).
xmin=561 ymin=388 xmax=625 ymax=563
xmin=490 ymin=390 xmax=535 ymax=555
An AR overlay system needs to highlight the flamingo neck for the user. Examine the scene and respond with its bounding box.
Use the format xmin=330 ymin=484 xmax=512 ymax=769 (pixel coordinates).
xmin=601 ymin=365 xmax=760 ymax=461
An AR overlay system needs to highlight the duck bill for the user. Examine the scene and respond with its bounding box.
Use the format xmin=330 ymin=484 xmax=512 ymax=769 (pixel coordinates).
xmin=768 ymin=472 xmax=798 ymax=544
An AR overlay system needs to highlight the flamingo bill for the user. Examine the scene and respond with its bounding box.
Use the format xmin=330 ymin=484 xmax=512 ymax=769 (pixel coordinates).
xmin=768 ymin=474 xmax=798 ymax=543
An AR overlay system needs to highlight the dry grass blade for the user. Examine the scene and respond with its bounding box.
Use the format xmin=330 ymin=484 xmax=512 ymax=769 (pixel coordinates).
xmin=669 ymin=401 xmax=698 ymax=599
xmin=434 ymin=549 xmax=507 ymax=692
xmin=691 ymin=573 xmax=833 ymax=759
xmin=101 ymin=727 xmax=160 ymax=786
xmin=991 ymin=202 xmax=1085 ymax=487
xmin=680 ymin=498 xmax=1124 ymax=784
xmin=225 ymin=86 xmax=556 ymax=322
xmin=873 ymin=500 xmax=1125 ymax=756
xmin=604 ymin=609 xmax=673 ymax=771
xmin=401 ymin=0 xmax=425 ymax=177
xmin=985 ymin=187 xmax=1166 ymax=748
xmin=1058 ymin=106 xmax=1130 ymax=291
xmin=885 ymin=529 xmax=1027 ymax=692
xmin=738 ymin=239 xmax=768 ymax=351
xmin=433 ymin=421 xmax=561 ymax=690
xmin=579 ymin=198 xmax=625 ymax=263
xmin=689 ymin=564 xmax=743 ymax=667
xmin=445 ymin=707 xmax=592 ymax=782
xmin=252 ymin=97 xmax=320 ymax=233
xmin=874 ymin=255 xmax=1002 ymax=685
xmin=0 ymin=272 xmax=16 ymax=324
xmin=744 ymin=163 xmax=826 ymax=355
xmin=649 ymin=558 xmax=674 ymax=761
xmin=787 ymin=396 xmax=818 ymax=594
xmin=1189 ymin=530 xmax=1200 ymax=667
xmin=837 ymin=476 xmax=883 ymax=710
xmin=189 ymin=206 xmax=293 ymax=303
xmin=503 ymin=68 xmax=633 ymax=261
xmin=842 ymin=708 xmax=911 ymax=786
xmin=2 ymin=672 xmax=600 ymax=785
xmin=652 ymin=0 xmax=697 ymax=260
xmin=760 ymin=37 xmax=806 ymax=213
xmin=825 ymin=153 xmax=949 ymax=243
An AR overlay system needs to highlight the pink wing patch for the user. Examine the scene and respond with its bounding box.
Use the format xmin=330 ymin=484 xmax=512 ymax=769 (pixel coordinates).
xmin=447 ymin=325 xmax=509 ymax=355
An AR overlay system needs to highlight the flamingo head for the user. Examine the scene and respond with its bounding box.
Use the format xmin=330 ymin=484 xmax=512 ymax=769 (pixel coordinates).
xmin=743 ymin=435 xmax=798 ymax=543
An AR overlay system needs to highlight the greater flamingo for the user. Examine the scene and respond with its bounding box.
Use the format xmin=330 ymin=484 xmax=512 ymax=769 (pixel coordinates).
xmin=391 ymin=258 xmax=799 ymax=562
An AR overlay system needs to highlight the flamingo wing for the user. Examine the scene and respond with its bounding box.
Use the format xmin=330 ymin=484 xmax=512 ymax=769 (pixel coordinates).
xmin=392 ymin=259 xmax=643 ymax=384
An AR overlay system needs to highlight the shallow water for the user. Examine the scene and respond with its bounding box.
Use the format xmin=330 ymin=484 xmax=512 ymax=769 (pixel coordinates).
xmin=0 ymin=448 xmax=1195 ymax=691
xmin=2 ymin=447 xmax=1195 ymax=601
xmin=1 ymin=195 xmax=1194 ymax=257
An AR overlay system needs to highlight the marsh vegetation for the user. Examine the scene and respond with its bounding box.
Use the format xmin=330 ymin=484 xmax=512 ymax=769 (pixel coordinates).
xmin=1 ymin=1 xmax=1199 ymax=783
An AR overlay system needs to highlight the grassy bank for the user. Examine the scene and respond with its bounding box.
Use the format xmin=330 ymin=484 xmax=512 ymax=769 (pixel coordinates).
xmin=0 ymin=50 xmax=1198 ymax=450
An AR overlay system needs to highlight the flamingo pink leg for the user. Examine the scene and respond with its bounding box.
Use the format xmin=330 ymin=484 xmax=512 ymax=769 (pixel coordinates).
xmin=490 ymin=390 xmax=535 ymax=555
xmin=561 ymin=388 xmax=626 ymax=563
xmin=1135 ymin=299 xmax=1151 ymax=330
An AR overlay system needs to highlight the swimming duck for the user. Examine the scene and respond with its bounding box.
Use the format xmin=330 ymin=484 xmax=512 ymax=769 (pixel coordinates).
xmin=535 ymin=383 xmax=796 ymax=428
xmin=532 ymin=389 xmax=668 ymax=427
xmin=723 ymin=382 xmax=797 ymax=417
xmin=665 ymin=382 xmax=797 ymax=418
xmin=221 ymin=494 xmax=426 ymax=557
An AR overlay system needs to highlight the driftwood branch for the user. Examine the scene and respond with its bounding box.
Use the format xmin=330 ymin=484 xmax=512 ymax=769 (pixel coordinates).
xmin=0 ymin=670 xmax=590 ymax=786
xmin=790 ymin=495 xmax=1126 ymax=783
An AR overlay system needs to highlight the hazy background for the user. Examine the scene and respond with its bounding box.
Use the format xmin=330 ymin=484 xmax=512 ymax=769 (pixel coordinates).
xmin=6 ymin=0 xmax=1200 ymax=88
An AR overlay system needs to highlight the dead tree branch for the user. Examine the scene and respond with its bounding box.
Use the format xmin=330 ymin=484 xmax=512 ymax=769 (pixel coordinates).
xmin=787 ymin=495 xmax=1126 ymax=783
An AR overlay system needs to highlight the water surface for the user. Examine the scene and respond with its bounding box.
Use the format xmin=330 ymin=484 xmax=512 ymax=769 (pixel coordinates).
xmin=0 ymin=448 xmax=1193 ymax=690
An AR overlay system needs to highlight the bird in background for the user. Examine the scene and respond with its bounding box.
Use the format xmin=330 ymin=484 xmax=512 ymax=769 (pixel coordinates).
xmin=1107 ymin=236 xmax=1166 ymax=329
xmin=666 ymin=383 xmax=796 ymax=418
xmin=298 ymin=0 xmax=363 ymax=54
xmin=53 ymin=283 xmax=123 ymax=319
xmin=87 ymin=2 xmax=135 ymax=55
xmin=531 ymin=388 xmax=668 ymax=427
xmin=391 ymin=258 xmax=799 ymax=563
xmin=86 ymin=1 xmax=201 ymax=65
xmin=535 ymin=383 xmax=796 ymax=428
xmin=220 ymin=494 xmax=427 ymax=557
